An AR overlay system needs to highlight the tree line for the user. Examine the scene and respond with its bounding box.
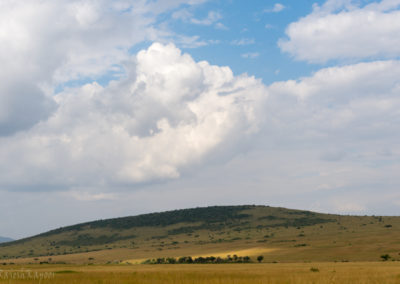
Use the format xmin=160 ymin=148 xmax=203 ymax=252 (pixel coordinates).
xmin=142 ymin=254 xmax=265 ymax=264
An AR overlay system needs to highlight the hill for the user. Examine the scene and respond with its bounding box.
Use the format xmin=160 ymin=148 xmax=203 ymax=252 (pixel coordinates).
xmin=0 ymin=205 xmax=399 ymax=264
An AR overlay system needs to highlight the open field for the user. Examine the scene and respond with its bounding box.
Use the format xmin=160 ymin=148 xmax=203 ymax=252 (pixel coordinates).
xmin=1 ymin=262 xmax=400 ymax=283
xmin=2 ymin=205 xmax=400 ymax=282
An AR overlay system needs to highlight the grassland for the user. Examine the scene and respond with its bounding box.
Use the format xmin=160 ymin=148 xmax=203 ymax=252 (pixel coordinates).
xmin=1 ymin=262 xmax=400 ymax=283
xmin=1 ymin=205 xmax=400 ymax=264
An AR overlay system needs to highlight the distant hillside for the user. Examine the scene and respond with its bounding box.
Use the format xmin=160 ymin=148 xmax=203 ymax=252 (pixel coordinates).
xmin=0 ymin=237 xmax=13 ymax=243
xmin=0 ymin=205 xmax=399 ymax=264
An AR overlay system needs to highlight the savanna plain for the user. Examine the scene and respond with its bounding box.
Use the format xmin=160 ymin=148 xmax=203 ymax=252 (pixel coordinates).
xmin=1 ymin=262 xmax=400 ymax=284
xmin=1 ymin=205 xmax=400 ymax=283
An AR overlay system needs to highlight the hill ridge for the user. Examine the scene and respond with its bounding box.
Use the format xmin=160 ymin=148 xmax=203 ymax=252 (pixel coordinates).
xmin=1 ymin=205 xmax=398 ymax=264
xmin=1 ymin=205 xmax=331 ymax=246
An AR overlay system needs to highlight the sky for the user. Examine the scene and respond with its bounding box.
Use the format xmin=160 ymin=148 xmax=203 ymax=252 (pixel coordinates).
xmin=1 ymin=0 xmax=400 ymax=239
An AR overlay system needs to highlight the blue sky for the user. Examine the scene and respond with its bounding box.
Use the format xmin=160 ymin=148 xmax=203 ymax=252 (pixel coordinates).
xmin=59 ymin=0 xmax=323 ymax=90
xmin=1 ymin=0 xmax=400 ymax=239
xmin=171 ymin=0 xmax=321 ymax=83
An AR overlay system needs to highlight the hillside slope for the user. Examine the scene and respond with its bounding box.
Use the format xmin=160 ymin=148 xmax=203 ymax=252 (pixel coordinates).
xmin=0 ymin=205 xmax=399 ymax=263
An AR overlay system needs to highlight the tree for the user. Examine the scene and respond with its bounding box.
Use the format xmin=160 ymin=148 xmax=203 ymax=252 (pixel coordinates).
xmin=243 ymin=256 xmax=251 ymax=263
xmin=381 ymin=254 xmax=391 ymax=261
xmin=257 ymin=255 xmax=264 ymax=263
xmin=166 ymin=257 xmax=176 ymax=264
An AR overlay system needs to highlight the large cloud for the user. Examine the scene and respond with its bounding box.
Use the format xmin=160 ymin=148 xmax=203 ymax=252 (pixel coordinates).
xmin=268 ymin=60 xmax=400 ymax=132
xmin=0 ymin=0 xmax=206 ymax=136
xmin=0 ymin=43 xmax=266 ymax=190
xmin=279 ymin=0 xmax=400 ymax=63
xmin=259 ymin=59 xmax=400 ymax=204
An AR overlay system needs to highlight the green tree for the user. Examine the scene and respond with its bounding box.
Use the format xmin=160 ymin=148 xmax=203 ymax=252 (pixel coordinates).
xmin=257 ymin=255 xmax=264 ymax=263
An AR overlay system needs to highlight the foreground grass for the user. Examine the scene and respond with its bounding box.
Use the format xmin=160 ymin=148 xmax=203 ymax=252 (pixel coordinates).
xmin=1 ymin=262 xmax=400 ymax=283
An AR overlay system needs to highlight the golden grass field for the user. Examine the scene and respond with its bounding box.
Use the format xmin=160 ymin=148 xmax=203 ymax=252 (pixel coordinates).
xmin=2 ymin=205 xmax=400 ymax=283
xmin=1 ymin=262 xmax=400 ymax=283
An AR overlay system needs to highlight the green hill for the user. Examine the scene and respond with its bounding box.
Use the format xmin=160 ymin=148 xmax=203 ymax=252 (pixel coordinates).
xmin=0 ymin=205 xmax=399 ymax=264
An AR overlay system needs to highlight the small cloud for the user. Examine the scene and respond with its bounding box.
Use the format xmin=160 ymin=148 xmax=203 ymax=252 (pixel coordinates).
xmin=208 ymin=39 xmax=221 ymax=44
xmin=241 ymin=52 xmax=260 ymax=59
xmin=177 ymin=35 xmax=220 ymax=48
xmin=273 ymin=3 xmax=285 ymax=12
xmin=265 ymin=24 xmax=274 ymax=29
xmin=177 ymin=35 xmax=208 ymax=48
xmin=215 ymin=22 xmax=228 ymax=30
xmin=264 ymin=3 xmax=285 ymax=13
xmin=274 ymin=69 xmax=280 ymax=75
xmin=191 ymin=11 xmax=222 ymax=26
xmin=172 ymin=10 xmax=222 ymax=27
xmin=231 ymin=38 xmax=255 ymax=46
xmin=172 ymin=8 xmax=192 ymax=21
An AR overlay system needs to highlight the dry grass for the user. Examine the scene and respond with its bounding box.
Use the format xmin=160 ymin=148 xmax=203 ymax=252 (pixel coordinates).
xmin=3 ymin=207 xmax=400 ymax=264
xmin=1 ymin=262 xmax=400 ymax=283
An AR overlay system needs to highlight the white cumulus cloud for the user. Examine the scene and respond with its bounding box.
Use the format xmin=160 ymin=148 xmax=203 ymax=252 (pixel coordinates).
xmin=0 ymin=0 xmax=206 ymax=136
xmin=279 ymin=0 xmax=400 ymax=63
xmin=0 ymin=43 xmax=267 ymax=190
